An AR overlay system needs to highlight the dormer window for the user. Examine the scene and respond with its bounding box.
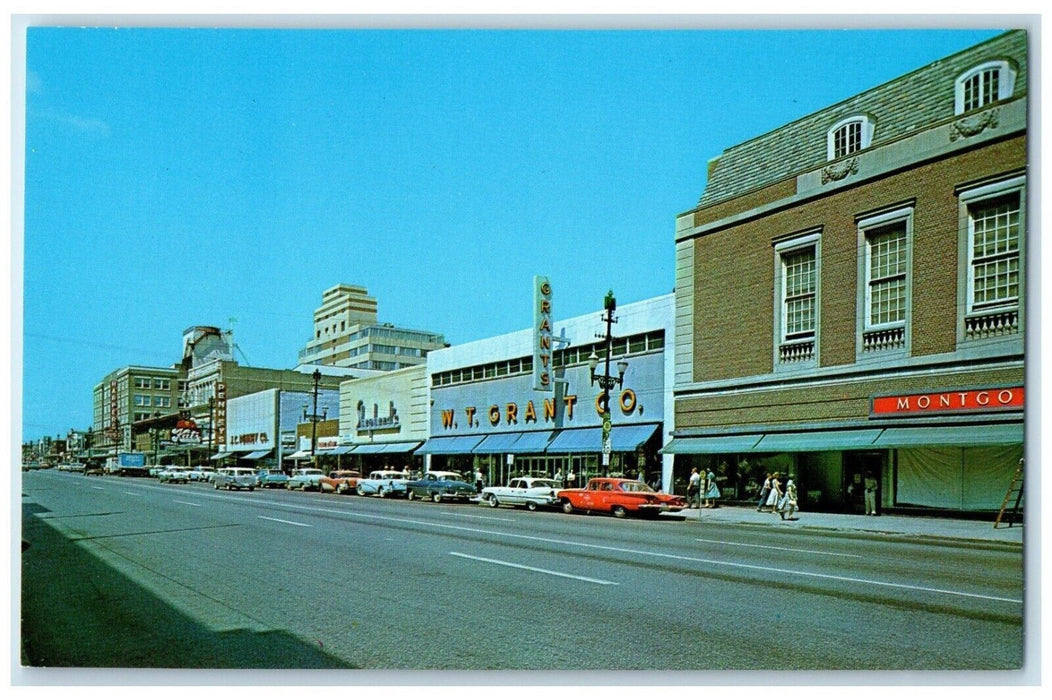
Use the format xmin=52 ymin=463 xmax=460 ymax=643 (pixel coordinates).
xmin=955 ymin=60 xmax=1016 ymax=114
xmin=827 ymin=116 xmax=874 ymax=160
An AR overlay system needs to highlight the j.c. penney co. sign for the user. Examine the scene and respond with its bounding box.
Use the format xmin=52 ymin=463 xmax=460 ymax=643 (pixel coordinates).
xmin=871 ymin=386 xmax=1024 ymax=417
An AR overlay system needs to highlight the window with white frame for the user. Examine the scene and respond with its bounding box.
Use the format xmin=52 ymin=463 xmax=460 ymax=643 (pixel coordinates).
xmin=958 ymin=176 xmax=1024 ymax=342
xmin=153 ymin=378 xmax=171 ymax=390
xmin=134 ymin=377 xmax=150 ymax=389
xmin=775 ymin=233 xmax=820 ymax=366
xmin=955 ymin=61 xmax=1017 ymax=115
xmin=134 ymin=394 xmax=150 ymax=407
xmin=153 ymin=396 xmax=171 ymax=408
xmin=858 ymin=208 xmax=912 ymax=355
xmin=827 ymin=116 xmax=874 ymax=160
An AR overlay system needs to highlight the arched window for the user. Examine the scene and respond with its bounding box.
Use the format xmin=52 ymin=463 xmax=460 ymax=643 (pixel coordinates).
xmin=826 ymin=116 xmax=874 ymax=160
xmin=955 ymin=60 xmax=1017 ymax=114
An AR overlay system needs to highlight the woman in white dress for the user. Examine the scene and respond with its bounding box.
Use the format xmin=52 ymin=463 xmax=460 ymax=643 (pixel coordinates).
xmin=765 ymin=472 xmax=783 ymax=511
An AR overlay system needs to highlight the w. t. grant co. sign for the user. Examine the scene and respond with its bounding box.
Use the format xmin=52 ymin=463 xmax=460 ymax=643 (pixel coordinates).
xmin=871 ymin=386 xmax=1024 ymax=417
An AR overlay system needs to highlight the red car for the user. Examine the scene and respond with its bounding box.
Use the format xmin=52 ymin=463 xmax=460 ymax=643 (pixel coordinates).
xmin=556 ymin=478 xmax=686 ymax=518
xmin=319 ymin=470 xmax=363 ymax=494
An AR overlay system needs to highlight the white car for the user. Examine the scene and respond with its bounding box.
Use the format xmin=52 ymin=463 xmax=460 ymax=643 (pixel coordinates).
xmin=187 ymin=466 xmax=216 ymax=482
xmin=355 ymin=470 xmax=409 ymax=498
xmin=158 ymin=466 xmax=192 ymax=484
xmin=481 ymin=476 xmax=562 ymax=511
xmin=287 ymin=467 xmax=325 ymax=491
xmin=213 ymin=467 xmax=258 ymax=491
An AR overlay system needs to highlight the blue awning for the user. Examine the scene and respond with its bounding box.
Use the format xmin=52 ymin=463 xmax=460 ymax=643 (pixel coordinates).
xmin=380 ymin=441 xmax=422 ymax=453
xmin=473 ymin=433 xmax=523 ymax=454
xmin=351 ymin=444 xmax=388 ymax=454
xmin=242 ymin=450 xmax=273 ymax=460
xmin=660 ymin=434 xmax=764 ymax=454
xmin=546 ymin=424 xmax=659 ymax=454
xmin=210 ymin=452 xmax=231 ymax=460
xmin=753 ymin=429 xmax=884 ymax=452
xmin=872 ymin=424 xmax=1022 ymax=448
xmin=415 ymin=435 xmax=485 ymax=455
xmin=508 ymin=431 xmax=555 ymax=454
xmin=330 ymin=446 xmax=356 ymax=455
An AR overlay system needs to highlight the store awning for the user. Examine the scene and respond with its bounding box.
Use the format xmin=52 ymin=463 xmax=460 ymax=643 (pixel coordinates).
xmin=546 ymin=424 xmax=659 ymax=454
xmin=508 ymin=431 xmax=555 ymax=454
xmin=285 ymin=450 xmax=311 ymax=460
xmin=415 ymin=435 xmax=485 ymax=455
xmin=242 ymin=450 xmax=272 ymax=460
xmin=473 ymin=433 xmax=522 ymax=454
xmin=330 ymin=445 xmax=356 ymax=455
xmin=351 ymin=444 xmax=387 ymax=454
xmin=872 ymin=423 xmax=1023 ymax=448
xmin=660 ymin=434 xmax=764 ymax=454
xmin=210 ymin=452 xmax=231 ymax=460
xmin=753 ymin=429 xmax=884 ymax=452
xmin=379 ymin=442 xmax=421 ymax=453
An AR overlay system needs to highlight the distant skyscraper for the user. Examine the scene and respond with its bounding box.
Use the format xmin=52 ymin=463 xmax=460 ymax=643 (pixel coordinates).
xmin=297 ymin=284 xmax=446 ymax=371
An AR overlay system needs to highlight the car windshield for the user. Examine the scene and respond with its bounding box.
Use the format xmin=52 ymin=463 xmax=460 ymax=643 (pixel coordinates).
xmin=619 ymin=482 xmax=656 ymax=493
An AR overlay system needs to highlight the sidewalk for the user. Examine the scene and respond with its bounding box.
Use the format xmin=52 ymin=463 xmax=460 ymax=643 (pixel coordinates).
xmin=663 ymin=504 xmax=1025 ymax=545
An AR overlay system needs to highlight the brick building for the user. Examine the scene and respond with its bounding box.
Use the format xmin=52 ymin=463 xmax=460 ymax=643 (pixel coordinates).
xmin=666 ymin=31 xmax=1027 ymax=514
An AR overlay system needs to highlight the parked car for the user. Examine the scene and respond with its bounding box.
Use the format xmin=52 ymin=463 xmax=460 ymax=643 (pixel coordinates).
xmin=212 ymin=467 xmax=258 ymax=491
xmin=187 ymin=466 xmax=216 ymax=482
xmin=406 ymin=471 xmax=477 ymax=503
xmin=257 ymin=469 xmax=290 ymax=489
xmin=556 ymin=478 xmax=687 ymax=518
xmin=148 ymin=465 xmax=166 ymax=477
xmin=319 ymin=470 xmax=362 ymax=494
xmin=355 ymin=470 xmax=410 ymax=497
xmin=158 ymin=466 xmax=192 ymax=484
xmin=287 ymin=468 xmax=325 ymax=491
xmin=84 ymin=464 xmax=104 ymax=476
xmin=68 ymin=462 xmax=86 ymax=473
xmin=481 ymin=476 xmax=562 ymax=511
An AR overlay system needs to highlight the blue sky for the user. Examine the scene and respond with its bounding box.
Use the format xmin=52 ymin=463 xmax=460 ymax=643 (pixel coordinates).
xmin=19 ymin=25 xmax=1005 ymax=441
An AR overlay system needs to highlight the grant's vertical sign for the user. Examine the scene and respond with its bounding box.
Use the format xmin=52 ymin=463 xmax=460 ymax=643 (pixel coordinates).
xmin=533 ymin=275 xmax=553 ymax=392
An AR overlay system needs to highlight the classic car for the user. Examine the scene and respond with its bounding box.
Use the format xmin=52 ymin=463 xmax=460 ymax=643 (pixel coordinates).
xmin=287 ymin=467 xmax=325 ymax=491
xmin=212 ymin=467 xmax=259 ymax=491
xmin=355 ymin=470 xmax=409 ymax=497
xmin=67 ymin=462 xmax=86 ymax=473
xmin=406 ymin=471 xmax=477 ymax=503
xmin=319 ymin=470 xmax=363 ymax=494
xmin=158 ymin=466 xmax=192 ymax=484
xmin=148 ymin=465 xmax=166 ymax=477
xmin=556 ymin=478 xmax=686 ymax=518
xmin=187 ymin=466 xmax=216 ymax=482
xmin=257 ymin=469 xmax=290 ymax=489
xmin=480 ymin=476 xmax=562 ymax=511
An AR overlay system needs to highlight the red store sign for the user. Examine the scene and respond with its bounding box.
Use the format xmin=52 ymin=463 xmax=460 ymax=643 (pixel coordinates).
xmin=872 ymin=386 xmax=1024 ymax=416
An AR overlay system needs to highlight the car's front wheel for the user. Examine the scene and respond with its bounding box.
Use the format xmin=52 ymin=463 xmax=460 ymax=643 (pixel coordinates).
xmin=379 ymin=487 xmax=387 ymax=498
xmin=432 ymin=492 xmax=443 ymax=504
xmin=487 ymin=494 xmax=499 ymax=508
xmin=356 ymin=485 xmax=366 ymax=496
xmin=526 ymin=501 xmax=538 ymax=512
xmin=612 ymin=505 xmax=628 ymax=519
xmin=407 ymin=490 xmax=416 ymax=501
xmin=562 ymin=500 xmax=574 ymax=514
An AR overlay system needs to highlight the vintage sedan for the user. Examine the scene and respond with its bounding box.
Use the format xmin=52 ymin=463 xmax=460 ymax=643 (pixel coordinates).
xmin=406 ymin=471 xmax=477 ymax=503
xmin=187 ymin=466 xmax=216 ymax=482
xmin=257 ymin=469 xmax=290 ymax=489
xmin=481 ymin=476 xmax=561 ymax=511
xmin=319 ymin=470 xmax=362 ymax=494
xmin=556 ymin=478 xmax=686 ymax=518
xmin=355 ymin=470 xmax=409 ymax=498
xmin=158 ymin=466 xmax=192 ymax=484
xmin=287 ymin=468 xmax=325 ymax=491
xmin=213 ymin=467 xmax=258 ymax=491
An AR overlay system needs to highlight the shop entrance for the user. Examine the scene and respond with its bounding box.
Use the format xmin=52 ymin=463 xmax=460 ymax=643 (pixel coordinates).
xmin=843 ymin=451 xmax=885 ymax=514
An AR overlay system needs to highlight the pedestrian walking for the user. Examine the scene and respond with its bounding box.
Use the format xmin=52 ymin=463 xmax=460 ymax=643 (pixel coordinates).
xmin=864 ymin=470 xmax=879 ymax=516
xmin=703 ymin=469 xmax=721 ymax=508
xmin=687 ymin=467 xmax=702 ymax=508
xmin=757 ymin=473 xmax=772 ymax=511
xmin=778 ymin=478 xmax=798 ymax=520
xmin=554 ymin=469 xmax=563 ymax=487
xmin=474 ymin=468 xmax=485 ymax=493
xmin=567 ymin=469 xmax=577 ymax=488
xmin=765 ymin=472 xmax=783 ymax=512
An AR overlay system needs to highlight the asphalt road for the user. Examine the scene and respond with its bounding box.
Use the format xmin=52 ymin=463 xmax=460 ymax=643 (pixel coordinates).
xmin=20 ymin=469 xmax=1024 ymax=674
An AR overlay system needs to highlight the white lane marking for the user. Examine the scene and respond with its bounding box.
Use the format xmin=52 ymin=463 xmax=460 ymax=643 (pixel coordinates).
xmin=90 ymin=487 xmax=105 ymax=491
xmin=441 ymin=511 xmax=516 ymax=522
xmin=150 ymin=490 xmax=1022 ymax=605
xmin=695 ymin=538 xmax=863 ymax=558
xmin=258 ymin=515 xmax=311 ymax=528
xmin=173 ymin=501 xmax=202 ymax=508
xmin=450 ymin=552 xmax=618 ymax=586
xmin=122 ymin=492 xmax=141 ymax=496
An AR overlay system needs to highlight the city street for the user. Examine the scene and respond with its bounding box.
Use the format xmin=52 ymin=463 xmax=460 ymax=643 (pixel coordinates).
xmin=20 ymin=469 xmax=1023 ymax=674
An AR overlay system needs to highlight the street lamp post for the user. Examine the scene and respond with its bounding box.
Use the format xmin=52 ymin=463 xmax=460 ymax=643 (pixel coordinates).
xmin=588 ymin=291 xmax=629 ymax=477
xmin=310 ymin=369 xmax=321 ymax=468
